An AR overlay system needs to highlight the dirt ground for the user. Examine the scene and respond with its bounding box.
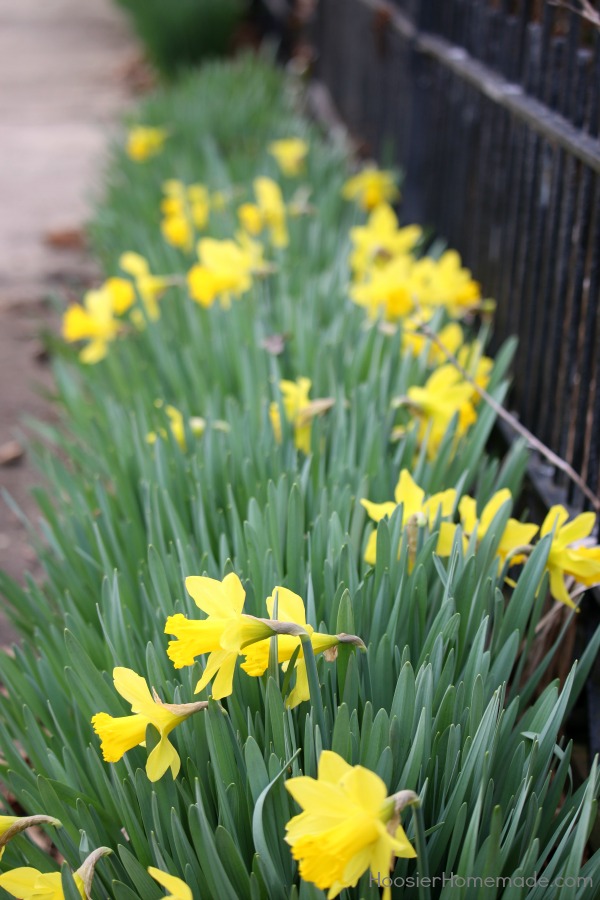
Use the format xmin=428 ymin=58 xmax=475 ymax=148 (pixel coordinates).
xmin=0 ymin=0 xmax=138 ymax=639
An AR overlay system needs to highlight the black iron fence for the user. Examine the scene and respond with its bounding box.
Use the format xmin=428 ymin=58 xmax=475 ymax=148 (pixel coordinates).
xmin=312 ymin=0 xmax=600 ymax=512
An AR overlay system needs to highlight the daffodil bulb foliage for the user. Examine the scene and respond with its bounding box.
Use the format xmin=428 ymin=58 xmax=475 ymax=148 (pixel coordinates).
xmin=91 ymin=668 xmax=208 ymax=782
xmin=165 ymin=575 xmax=365 ymax=708
xmin=285 ymin=751 xmax=417 ymax=899
xmin=0 ymin=846 xmax=111 ymax=900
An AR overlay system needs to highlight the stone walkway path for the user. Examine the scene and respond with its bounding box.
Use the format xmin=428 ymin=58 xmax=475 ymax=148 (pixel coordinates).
xmin=0 ymin=0 xmax=137 ymax=632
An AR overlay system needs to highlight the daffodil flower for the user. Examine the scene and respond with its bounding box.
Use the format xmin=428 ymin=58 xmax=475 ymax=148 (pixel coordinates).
xmin=238 ymin=177 xmax=289 ymax=248
xmin=342 ymin=166 xmax=399 ymax=211
xmin=458 ymin=489 xmax=538 ymax=568
xmin=351 ymin=249 xmax=481 ymax=322
xmin=0 ymin=846 xmax=110 ymax=899
xmin=160 ymin=181 xmax=210 ymax=251
xmin=350 ymin=253 xmax=414 ymax=320
xmin=119 ymin=252 xmax=170 ymax=322
xmin=62 ymin=287 xmax=123 ymax=363
xmin=404 ymin=365 xmax=478 ymax=457
xmin=269 ymin=378 xmax=334 ymax=454
xmin=285 ymin=750 xmax=416 ymax=899
xmin=0 ymin=814 xmax=61 ymax=859
xmin=148 ymin=867 xmax=192 ymax=900
xmin=268 ymin=137 xmax=309 ymax=176
xmin=165 ymin=573 xmax=248 ymax=700
xmin=403 ymin=319 xmax=464 ymax=364
xmin=361 ymin=469 xmax=457 ymax=564
xmin=187 ymin=238 xmax=254 ymax=308
xmin=540 ymin=505 xmax=600 ymax=607
xmin=349 ymin=204 xmax=422 ymax=279
xmin=227 ymin=588 xmax=364 ymax=708
xmin=126 ymin=126 xmax=168 ymax=162
xmin=91 ymin=668 xmax=207 ymax=781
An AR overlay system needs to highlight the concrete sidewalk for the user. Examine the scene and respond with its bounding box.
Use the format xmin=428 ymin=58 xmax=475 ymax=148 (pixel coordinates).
xmin=0 ymin=0 xmax=138 ymax=620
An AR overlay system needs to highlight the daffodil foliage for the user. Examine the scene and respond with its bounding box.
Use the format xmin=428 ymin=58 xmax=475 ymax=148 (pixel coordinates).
xmin=0 ymin=57 xmax=599 ymax=899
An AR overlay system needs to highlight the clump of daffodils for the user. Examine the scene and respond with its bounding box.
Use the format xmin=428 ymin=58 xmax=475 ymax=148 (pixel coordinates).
xmin=164 ymin=574 xmax=364 ymax=708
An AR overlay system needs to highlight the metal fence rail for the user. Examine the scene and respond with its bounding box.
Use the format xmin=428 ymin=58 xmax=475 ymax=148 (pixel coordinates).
xmin=313 ymin=0 xmax=600 ymax=511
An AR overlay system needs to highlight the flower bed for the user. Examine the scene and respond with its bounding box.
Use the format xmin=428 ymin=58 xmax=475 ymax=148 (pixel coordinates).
xmin=0 ymin=57 xmax=599 ymax=898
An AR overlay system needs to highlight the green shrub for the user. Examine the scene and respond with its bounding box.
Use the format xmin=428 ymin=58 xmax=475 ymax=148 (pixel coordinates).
xmin=115 ymin=0 xmax=247 ymax=76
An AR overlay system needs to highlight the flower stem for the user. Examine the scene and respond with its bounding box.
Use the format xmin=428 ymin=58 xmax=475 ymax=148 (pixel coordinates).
xmin=300 ymin=634 xmax=329 ymax=750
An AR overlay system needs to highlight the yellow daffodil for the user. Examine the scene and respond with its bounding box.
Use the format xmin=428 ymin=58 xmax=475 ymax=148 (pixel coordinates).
xmin=126 ymin=126 xmax=168 ymax=162
xmin=540 ymin=506 xmax=600 ymax=607
xmin=62 ymin=287 xmax=122 ymax=363
xmin=146 ymin=404 xmax=207 ymax=450
xmin=403 ymin=319 xmax=463 ymax=363
xmin=238 ymin=178 xmax=292 ymax=247
xmin=91 ymin=667 xmax=207 ymax=781
xmin=285 ymin=751 xmax=416 ymax=899
xmin=270 ymin=377 xmax=311 ymax=452
xmin=165 ymin=573 xmax=247 ymax=700
xmin=342 ymin=167 xmax=399 ymax=211
xmin=0 ymin=847 xmax=110 ymax=900
xmin=458 ymin=489 xmax=538 ymax=567
xmin=148 ymin=867 xmax=192 ymax=900
xmin=268 ymin=137 xmax=309 ymax=176
xmin=405 ymin=365 xmax=477 ymax=457
xmin=119 ymin=252 xmax=170 ymax=321
xmin=350 ymin=253 xmax=414 ymax=320
xmin=255 ymin=177 xmax=289 ymax=248
xmin=0 ymin=814 xmax=61 ymax=859
xmin=352 ymin=249 xmax=481 ymax=323
xmin=238 ymin=202 xmax=264 ymax=236
xmin=269 ymin=378 xmax=334 ymax=454
xmin=361 ymin=469 xmax=457 ymax=564
xmin=231 ymin=588 xmax=363 ymax=708
xmin=409 ymin=250 xmax=481 ymax=317
xmin=126 ymin=126 xmax=167 ymax=162
xmin=161 ymin=181 xmax=210 ymax=251
xmin=187 ymin=238 xmax=254 ymax=308
xmin=349 ymin=204 xmax=422 ymax=279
